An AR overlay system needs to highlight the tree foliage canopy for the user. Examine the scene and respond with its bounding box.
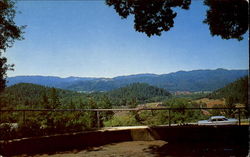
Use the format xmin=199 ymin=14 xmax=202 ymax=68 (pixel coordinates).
xmin=106 ymin=0 xmax=248 ymax=40
xmin=0 ymin=0 xmax=25 ymax=92
xmin=204 ymin=0 xmax=248 ymax=41
xmin=106 ymin=0 xmax=191 ymax=37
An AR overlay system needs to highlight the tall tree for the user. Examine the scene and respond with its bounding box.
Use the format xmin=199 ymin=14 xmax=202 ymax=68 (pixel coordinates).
xmin=88 ymin=97 xmax=98 ymax=127
xmin=0 ymin=0 xmax=25 ymax=92
xmin=41 ymin=91 xmax=49 ymax=108
xmin=49 ymin=88 xmax=60 ymax=109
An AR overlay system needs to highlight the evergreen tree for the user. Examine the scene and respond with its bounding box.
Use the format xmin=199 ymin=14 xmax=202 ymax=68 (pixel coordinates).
xmin=86 ymin=97 xmax=98 ymax=128
xmin=41 ymin=91 xmax=49 ymax=108
xmin=49 ymin=88 xmax=60 ymax=109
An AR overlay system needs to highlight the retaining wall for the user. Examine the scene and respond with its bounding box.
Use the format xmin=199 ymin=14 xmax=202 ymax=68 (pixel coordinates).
xmin=0 ymin=125 xmax=249 ymax=156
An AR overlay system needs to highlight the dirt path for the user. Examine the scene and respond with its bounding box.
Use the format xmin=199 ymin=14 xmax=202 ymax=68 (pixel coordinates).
xmin=32 ymin=140 xmax=167 ymax=157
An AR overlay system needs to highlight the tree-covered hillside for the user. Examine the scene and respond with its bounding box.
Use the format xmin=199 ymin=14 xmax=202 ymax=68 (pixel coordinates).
xmin=208 ymin=76 xmax=248 ymax=106
xmin=0 ymin=83 xmax=114 ymax=138
xmin=0 ymin=83 xmax=171 ymax=109
xmin=107 ymin=83 xmax=171 ymax=106
xmin=0 ymin=83 xmax=88 ymax=109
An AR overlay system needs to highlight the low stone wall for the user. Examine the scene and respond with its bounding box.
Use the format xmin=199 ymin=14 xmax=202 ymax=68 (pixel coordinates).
xmin=0 ymin=125 xmax=249 ymax=156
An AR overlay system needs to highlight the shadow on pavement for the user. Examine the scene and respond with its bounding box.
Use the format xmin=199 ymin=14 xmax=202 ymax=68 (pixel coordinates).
xmin=143 ymin=141 xmax=249 ymax=157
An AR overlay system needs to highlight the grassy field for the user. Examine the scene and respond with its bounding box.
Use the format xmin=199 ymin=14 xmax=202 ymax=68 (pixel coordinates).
xmin=195 ymin=98 xmax=225 ymax=108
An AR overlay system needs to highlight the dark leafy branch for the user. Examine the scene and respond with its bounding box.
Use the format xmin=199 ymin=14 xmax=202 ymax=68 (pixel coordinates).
xmin=106 ymin=0 xmax=191 ymax=37
xmin=204 ymin=0 xmax=248 ymax=41
xmin=106 ymin=0 xmax=248 ymax=40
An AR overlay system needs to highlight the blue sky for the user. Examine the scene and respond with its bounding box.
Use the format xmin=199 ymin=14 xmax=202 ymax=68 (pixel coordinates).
xmin=5 ymin=1 xmax=249 ymax=78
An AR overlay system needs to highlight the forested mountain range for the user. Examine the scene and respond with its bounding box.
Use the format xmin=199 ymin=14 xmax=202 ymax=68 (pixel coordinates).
xmin=7 ymin=76 xmax=98 ymax=88
xmin=7 ymin=69 xmax=248 ymax=92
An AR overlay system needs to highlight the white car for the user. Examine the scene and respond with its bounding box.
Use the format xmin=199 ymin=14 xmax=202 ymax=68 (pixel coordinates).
xmin=198 ymin=116 xmax=238 ymax=125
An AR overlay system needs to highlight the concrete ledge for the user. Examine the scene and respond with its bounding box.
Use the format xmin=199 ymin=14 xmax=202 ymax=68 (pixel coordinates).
xmin=0 ymin=125 xmax=249 ymax=156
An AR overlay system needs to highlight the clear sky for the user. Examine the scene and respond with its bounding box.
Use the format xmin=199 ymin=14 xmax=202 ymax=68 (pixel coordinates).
xmin=5 ymin=0 xmax=249 ymax=78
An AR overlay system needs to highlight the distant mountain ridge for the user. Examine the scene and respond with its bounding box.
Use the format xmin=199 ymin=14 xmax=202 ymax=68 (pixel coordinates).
xmin=7 ymin=69 xmax=248 ymax=92
xmin=7 ymin=76 xmax=99 ymax=89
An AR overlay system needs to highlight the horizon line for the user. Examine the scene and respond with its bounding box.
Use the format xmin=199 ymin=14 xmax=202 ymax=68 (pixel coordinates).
xmin=7 ymin=68 xmax=248 ymax=79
